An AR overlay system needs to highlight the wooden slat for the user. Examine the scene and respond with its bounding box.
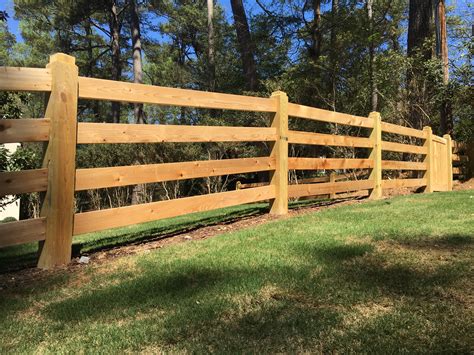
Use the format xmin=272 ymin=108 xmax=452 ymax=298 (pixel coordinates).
xmin=381 ymin=141 xmax=427 ymax=154
xmin=381 ymin=160 xmax=427 ymax=171
xmin=381 ymin=178 xmax=427 ymax=189
xmin=0 ymin=169 xmax=48 ymax=196
xmin=288 ymin=157 xmax=373 ymax=170
xmin=37 ymin=53 xmax=78 ymax=268
xmin=0 ymin=67 xmax=51 ymax=92
xmin=288 ymin=103 xmax=373 ymax=128
xmin=0 ymin=218 xmax=46 ymax=248
xmin=76 ymin=157 xmax=275 ymax=191
xmin=0 ymin=119 xmax=50 ymax=143
xmin=288 ymin=179 xmax=374 ymax=198
xmin=380 ymin=122 xmax=426 ymax=139
xmin=73 ymin=185 xmax=275 ymax=235
xmin=77 ymin=123 xmax=277 ymax=144
xmin=452 ymin=167 xmax=461 ymax=175
xmin=269 ymin=91 xmax=289 ymax=215
xmin=288 ymin=130 xmax=372 ymax=148
xmin=78 ymin=77 xmax=276 ymax=112
xmin=432 ymin=135 xmax=447 ymax=144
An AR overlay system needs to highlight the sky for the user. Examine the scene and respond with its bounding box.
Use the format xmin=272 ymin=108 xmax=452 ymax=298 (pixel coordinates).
xmin=2 ymin=0 xmax=472 ymax=48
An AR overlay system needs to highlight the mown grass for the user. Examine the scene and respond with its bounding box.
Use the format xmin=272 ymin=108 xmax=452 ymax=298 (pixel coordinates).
xmin=1 ymin=190 xmax=473 ymax=353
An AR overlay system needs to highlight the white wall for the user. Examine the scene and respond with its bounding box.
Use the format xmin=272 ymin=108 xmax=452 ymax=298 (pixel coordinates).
xmin=1 ymin=143 xmax=20 ymax=221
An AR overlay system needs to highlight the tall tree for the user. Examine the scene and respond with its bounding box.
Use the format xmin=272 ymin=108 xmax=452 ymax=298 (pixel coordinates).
xmin=230 ymin=0 xmax=258 ymax=91
xmin=129 ymin=0 xmax=145 ymax=124
xmin=207 ymin=0 xmax=216 ymax=91
xmin=436 ymin=0 xmax=452 ymax=135
xmin=329 ymin=0 xmax=338 ymax=111
xmin=407 ymin=0 xmax=435 ymax=128
xmin=367 ymin=0 xmax=377 ymax=111
xmin=109 ymin=0 xmax=123 ymax=123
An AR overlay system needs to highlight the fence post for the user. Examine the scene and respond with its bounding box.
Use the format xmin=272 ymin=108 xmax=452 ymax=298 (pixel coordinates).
xmin=37 ymin=53 xmax=78 ymax=268
xmin=368 ymin=112 xmax=382 ymax=199
xmin=269 ymin=91 xmax=288 ymax=215
xmin=422 ymin=126 xmax=434 ymax=193
xmin=443 ymin=134 xmax=453 ymax=191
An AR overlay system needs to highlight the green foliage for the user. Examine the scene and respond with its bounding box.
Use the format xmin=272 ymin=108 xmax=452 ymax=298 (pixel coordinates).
xmin=1 ymin=0 xmax=472 ymax=217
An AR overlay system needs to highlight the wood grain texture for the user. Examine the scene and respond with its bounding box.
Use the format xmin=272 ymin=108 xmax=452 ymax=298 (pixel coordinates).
xmin=381 ymin=141 xmax=428 ymax=155
xmin=444 ymin=134 xmax=453 ymax=191
xmin=78 ymin=77 xmax=276 ymax=112
xmin=38 ymin=54 xmax=78 ymax=268
xmin=288 ymin=130 xmax=372 ymax=148
xmin=269 ymin=91 xmax=288 ymax=215
xmin=0 ymin=119 xmax=50 ymax=143
xmin=288 ymin=179 xmax=374 ymax=198
xmin=0 ymin=218 xmax=46 ymax=248
xmin=432 ymin=138 xmax=449 ymax=191
xmin=381 ymin=178 xmax=427 ymax=189
xmin=423 ymin=127 xmax=434 ymax=193
xmin=288 ymin=103 xmax=373 ymax=128
xmin=73 ymin=185 xmax=275 ymax=235
xmin=288 ymin=157 xmax=373 ymax=170
xmin=77 ymin=123 xmax=277 ymax=144
xmin=368 ymin=112 xmax=382 ymax=199
xmin=380 ymin=122 xmax=426 ymax=139
xmin=432 ymin=135 xmax=447 ymax=144
xmin=381 ymin=160 xmax=427 ymax=170
xmin=76 ymin=157 xmax=275 ymax=190
xmin=0 ymin=169 xmax=48 ymax=196
xmin=0 ymin=67 xmax=51 ymax=92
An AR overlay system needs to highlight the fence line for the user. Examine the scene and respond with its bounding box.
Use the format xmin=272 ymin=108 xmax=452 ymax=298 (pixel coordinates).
xmin=0 ymin=53 xmax=456 ymax=268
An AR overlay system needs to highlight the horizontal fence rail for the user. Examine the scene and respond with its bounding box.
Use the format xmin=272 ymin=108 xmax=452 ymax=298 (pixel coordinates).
xmin=77 ymin=123 xmax=277 ymax=144
xmin=0 ymin=119 xmax=50 ymax=143
xmin=288 ymin=131 xmax=372 ymax=148
xmin=0 ymin=53 xmax=456 ymax=268
xmin=75 ymin=157 xmax=276 ymax=191
xmin=73 ymin=186 xmax=275 ymax=235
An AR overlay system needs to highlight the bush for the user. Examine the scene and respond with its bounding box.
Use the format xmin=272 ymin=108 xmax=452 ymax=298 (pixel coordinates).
xmin=1 ymin=216 xmax=17 ymax=223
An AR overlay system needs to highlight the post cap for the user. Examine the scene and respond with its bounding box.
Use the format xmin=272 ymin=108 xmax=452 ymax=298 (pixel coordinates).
xmin=49 ymin=53 xmax=76 ymax=65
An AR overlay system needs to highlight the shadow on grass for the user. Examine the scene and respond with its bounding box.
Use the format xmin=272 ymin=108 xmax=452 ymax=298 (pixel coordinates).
xmin=39 ymin=233 xmax=472 ymax=352
xmin=295 ymin=233 xmax=472 ymax=297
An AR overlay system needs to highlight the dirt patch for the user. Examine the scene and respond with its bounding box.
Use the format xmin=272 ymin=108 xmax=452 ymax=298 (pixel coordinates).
xmin=453 ymin=178 xmax=474 ymax=191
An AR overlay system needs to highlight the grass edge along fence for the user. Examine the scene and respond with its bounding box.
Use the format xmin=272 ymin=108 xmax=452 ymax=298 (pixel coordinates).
xmin=0 ymin=53 xmax=454 ymax=268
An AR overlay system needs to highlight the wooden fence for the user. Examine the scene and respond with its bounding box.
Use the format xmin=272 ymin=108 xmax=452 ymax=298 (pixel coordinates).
xmin=0 ymin=53 xmax=455 ymax=268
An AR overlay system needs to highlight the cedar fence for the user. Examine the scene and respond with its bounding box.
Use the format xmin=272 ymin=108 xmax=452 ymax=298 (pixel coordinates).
xmin=0 ymin=53 xmax=458 ymax=268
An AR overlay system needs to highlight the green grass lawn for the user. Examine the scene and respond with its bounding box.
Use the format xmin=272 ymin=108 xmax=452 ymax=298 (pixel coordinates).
xmin=1 ymin=191 xmax=473 ymax=353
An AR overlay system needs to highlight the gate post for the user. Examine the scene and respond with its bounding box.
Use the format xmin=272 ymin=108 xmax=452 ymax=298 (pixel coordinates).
xmin=269 ymin=91 xmax=288 ymax=215
xmin=423 ymin=126 xmax=434 ymax=193
xmin=38 ymin=53 xmax=78 ymax=268
xmin=443 ymin=134 xmax=453 ymax=191
xmin=368 ymin=112 xmax=382 ymax=199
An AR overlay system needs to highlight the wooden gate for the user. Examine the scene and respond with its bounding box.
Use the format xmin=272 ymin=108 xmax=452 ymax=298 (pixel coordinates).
xmin=432 ymin=136 xmax=451 ymax=191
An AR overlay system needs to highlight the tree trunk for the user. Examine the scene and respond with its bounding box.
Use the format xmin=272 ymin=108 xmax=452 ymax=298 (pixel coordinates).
xmin=110 ymin=0 xmax=122 ymax=123
xmin=129 ymin=0 xmax=146 ymax=205
xmin=367 ymin=0 xmax=377 ymax=111
xmin=309 ymin=0 xmax=322 ymax=62
xmin=207 ymin=0 xmax=216 ymax=92
xmin=437 ymin=0 xmax=452 ymax=135
xmin=130 ymin=0 xmax=145 ymax=124
xmin=230 ymin=0 xmax=258 ymax=91
xmin=407 ymin=0 xmax=435 ymax=129
xmin=330 ymin=0 xmax=338 ymax=111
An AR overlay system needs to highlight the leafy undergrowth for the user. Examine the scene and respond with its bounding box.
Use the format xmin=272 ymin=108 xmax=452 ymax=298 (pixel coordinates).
xmin=1 ymin=191 xmax=473 ymax=353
